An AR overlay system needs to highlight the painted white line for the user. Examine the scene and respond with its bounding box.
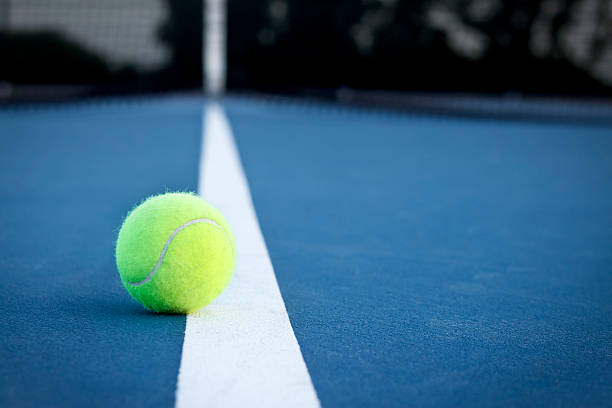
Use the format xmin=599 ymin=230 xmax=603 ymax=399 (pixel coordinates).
xmin=175 ymin=103 xmax=320 ymax=408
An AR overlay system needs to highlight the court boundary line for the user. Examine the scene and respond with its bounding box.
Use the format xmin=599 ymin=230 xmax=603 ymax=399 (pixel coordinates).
xmin=174 ymin=103 xmax=320 ymax=408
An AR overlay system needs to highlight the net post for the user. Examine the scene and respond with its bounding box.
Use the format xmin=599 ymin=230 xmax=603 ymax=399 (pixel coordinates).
xmin=204 ymin=0 xmax=227 ymax=97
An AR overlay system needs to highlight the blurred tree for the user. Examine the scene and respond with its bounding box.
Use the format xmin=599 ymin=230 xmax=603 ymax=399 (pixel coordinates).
xmin=0 ymin=31 xmax=111 ymax=84
xmin=0 ymin=0 xmax=203 ymax=96
xmin=157 ymin=0 xmax=203 ymax=90
xmin=227 ymin=0 xmax=612 ymax=96
xmin=585 ymin=0 xmax=611 ymax=78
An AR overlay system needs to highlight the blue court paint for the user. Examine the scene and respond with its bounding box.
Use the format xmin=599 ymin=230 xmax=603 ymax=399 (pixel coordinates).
xmin=0 ymin=97 xmax=202 ymax=407
xmin=226 ymin=98 xmax=612 ymax=407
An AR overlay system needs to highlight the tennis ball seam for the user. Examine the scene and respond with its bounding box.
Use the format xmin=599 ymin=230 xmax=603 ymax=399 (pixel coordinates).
xmin=126 ymin=218 xmax=233 ymax=287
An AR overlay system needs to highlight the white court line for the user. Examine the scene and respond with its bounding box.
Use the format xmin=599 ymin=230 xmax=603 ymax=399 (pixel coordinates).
xmin=174 ymin=103 xmax=320 ymax=408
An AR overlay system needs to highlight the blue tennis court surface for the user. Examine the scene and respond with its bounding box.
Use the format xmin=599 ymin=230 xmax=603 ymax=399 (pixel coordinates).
xmin=1 ymin=95 xmax=612 ymax=407
xmin=0 ymin=98 xmax=201 ymax=407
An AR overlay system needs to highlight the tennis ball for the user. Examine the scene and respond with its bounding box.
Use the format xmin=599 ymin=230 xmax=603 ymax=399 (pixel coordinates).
xmin=115 ymin=192 xmax=235 ymax=314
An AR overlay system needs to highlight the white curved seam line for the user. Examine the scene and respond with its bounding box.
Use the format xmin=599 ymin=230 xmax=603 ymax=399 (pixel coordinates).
xmin=127 ymin=218 xmax=229 ymax=287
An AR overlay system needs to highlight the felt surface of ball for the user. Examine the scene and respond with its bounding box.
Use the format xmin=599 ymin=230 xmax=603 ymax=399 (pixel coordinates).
xmin=116 ymin=192 xmax=236 ymax=314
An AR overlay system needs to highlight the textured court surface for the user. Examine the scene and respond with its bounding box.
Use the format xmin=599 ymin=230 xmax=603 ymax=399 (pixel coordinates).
xmin=0 ymin=98 xmax=201 ymax=408
xmin=1 ymin=95 xmax=612 ymax=407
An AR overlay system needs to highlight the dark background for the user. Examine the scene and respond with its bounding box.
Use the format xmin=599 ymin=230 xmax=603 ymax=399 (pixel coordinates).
xmin=1 ymin=0 xmax=611 ymax=99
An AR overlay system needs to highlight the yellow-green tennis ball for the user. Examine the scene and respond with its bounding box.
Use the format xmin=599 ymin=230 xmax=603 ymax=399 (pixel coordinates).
xmin=115 ymin=192 xmax=236 ymax=314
